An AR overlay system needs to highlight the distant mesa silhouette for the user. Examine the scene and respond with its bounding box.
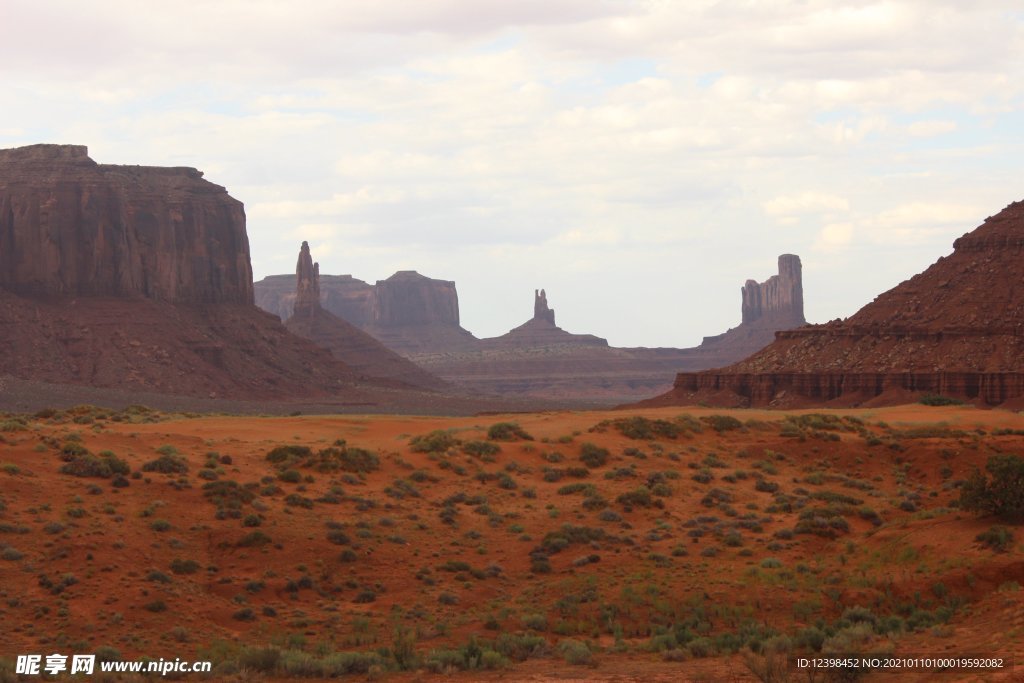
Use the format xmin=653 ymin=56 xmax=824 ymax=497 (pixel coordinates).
xmin=283 ymin=242 xmax=448 ymax=391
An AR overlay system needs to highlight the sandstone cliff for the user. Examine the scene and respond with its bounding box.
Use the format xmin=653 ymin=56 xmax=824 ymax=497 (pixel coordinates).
xmin=0 ymin=144 xmax=252 ymax=304
xmin=645 ymin=202 xmax=1024 ymax=408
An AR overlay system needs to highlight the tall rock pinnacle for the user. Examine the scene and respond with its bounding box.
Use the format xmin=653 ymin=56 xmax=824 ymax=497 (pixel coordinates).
xmin=294 ymin=240 xmax=320 ymax=317
xmin=534 ymin=289 xmax=555 ymax=325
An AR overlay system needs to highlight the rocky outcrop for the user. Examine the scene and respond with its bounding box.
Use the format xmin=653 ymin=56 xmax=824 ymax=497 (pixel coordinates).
xmin=741 ymin=254 xmax=803 ymax=325
xmin=255 ymin=269 xmax=478 ymax=353
xmin=255 ymin=273 xmax=375 ymax=325
xmin=283 ymin=243 xmax=447 ymax=391
xmin=483 ymin=289 xmax=607 ymax=349
xmin=644 ymin=201 xmax=1024 ymax=408
xmin=0 ymin=144 xmax=252 ymax=304
xmin=534 ymin=289 xmax=555 ymax=324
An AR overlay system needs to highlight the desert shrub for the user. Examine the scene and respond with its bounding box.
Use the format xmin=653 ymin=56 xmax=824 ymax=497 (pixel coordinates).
xmin=617 ymin=487 xmax=654 ymax=509
xmin=579 ymin=443 xmax=609 ymax=468
xmin=960 ymin=454 xmax=1024 ymax=520
xmin=410 ymin=430 xmax=461 ymax=453
xmin=236 ymin=531 xmax=272 ymax=547
xmin=142 ymin=454 xmax=188 ymax=474
xmin=703 ymin=415 xmax=743 ymax=432
xmin=265 ymin=445 xmax=312 ymax=464
xmin=60 ymin=452 xmax=130 ymax=478
xmin=611 ymin=416 xmax=680 ymax=440
xmin=976 ymin=525 xmax=1015 ymax=552
xmin=487 ymin=422 xmax=534 ymax=441
xmin=558 ymin=639 xmax=593 ymax=665
xmin=202 ymin=480 xmax=255 ymax=509
xmin=463 ymin=441 xmax=500 ymax=457
xmin=919 ymin=394 xmax=965 ymax=406
xmin=170 ymin=559 xmax=201 ymax=575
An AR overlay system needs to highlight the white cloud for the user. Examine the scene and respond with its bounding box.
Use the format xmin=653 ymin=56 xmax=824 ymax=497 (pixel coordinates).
xmin=2 ymin=1 xmax=1024 ymax=345
xmin=763 ymin=193 xmax=850 ymax=217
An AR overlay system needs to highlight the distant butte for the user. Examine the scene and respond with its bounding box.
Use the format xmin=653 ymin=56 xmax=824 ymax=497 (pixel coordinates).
xmin=643 ymin=201 xmax=1024 ymax=408
xmin=283 ymin=242 xmax=448 ymax=391
xmin=255 ymin=269 xmax=478 ymax=353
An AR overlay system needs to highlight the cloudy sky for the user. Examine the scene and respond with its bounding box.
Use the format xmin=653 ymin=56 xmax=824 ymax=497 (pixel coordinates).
xmin=4 ymin=1 xmax=1024 ymax=346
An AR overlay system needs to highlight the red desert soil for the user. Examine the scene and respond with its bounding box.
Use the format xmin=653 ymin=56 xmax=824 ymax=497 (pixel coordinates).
xmin=0 ymin=404 xmax=1022 ymax=682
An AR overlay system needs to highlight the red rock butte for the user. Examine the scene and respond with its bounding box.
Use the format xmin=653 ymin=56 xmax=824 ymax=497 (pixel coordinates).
xmin=0 ymin=144 xmax=252 ymax=304
xmin=0 ymin=144 xmax=379 ymax=401
xmin=645 ymin=200 xmax=1024 ymax=408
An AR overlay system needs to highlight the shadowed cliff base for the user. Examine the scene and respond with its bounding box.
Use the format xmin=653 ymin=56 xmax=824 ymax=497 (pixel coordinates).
xmin=639 ymin=200 xmax=1024 ymax=409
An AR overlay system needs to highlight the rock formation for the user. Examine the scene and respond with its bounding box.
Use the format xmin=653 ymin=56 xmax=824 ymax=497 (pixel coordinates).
xmin=483 ymin=289 xmax=607 ymax=349
xmin=282 ymin=243 xmax=447 ymax=391
xmin=0 ymin=144 xmax=252 ymax=304
xmin=740 ymin=254 xmax=803 ymax=326
xmin=0 ymin=144 xmax=373 ymax=400
xmin=534 ymin=289 xmax=555 ymax=324
xmin=255 ymin=269 xmax=478 ymax=354
xmin=695 ymin=254 xmax=807 ymax=359
xmin=644 ymin=201 xmax=1024 ymax=408
xmin=414 ymin=260 xmax=808 ymax=403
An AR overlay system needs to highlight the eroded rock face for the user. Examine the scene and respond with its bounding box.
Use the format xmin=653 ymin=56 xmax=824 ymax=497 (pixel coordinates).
xmin=293 ymin=241 xmax=319 ymax=317
xmin=372 ymin=271 xmax=460 ymax=326
xmin=645 ymin=202 xmax=1024 ymax=408
xmin=534 ymin=289 xmax=555 ymax=324
xmin=0 ymin=144 xmax=253 ymax=304
xmin=741 ymin=254 xmax=804 ymax=325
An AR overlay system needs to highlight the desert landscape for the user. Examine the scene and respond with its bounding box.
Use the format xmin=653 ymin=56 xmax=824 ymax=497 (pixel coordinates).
xmin=1 ymin=403 xmax=1022 ymax=682
xmin=5 ymin=3 xmax=1024 ymax=682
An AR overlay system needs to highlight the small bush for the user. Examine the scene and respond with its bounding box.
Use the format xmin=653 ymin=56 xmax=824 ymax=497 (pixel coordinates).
xmin=487 ymin=422 xmax=534 ymax=441
xmin=170 ymin=559 xmax=201 ymax=575
xmin=558 ymin=639 xmax=593 ymax=665
xmin=579 ymin=443 xmax=609 ymax=469
xmin=919 ymin=394 xmax=965 ymax=406
xmin=976 ymin=525 xmax=1015 ymax=552
xmin=960 ymin=454 xmax=1024 ymax=520
xmin=703 ymin=415 xmax=743 ymax=432
xmin=142 ymin=454 xmax=189 ymax=474
xmin=410 ymin=430 xmax=460 ymax=453
xmin=463 ymin=441 xmax=500 ymax=457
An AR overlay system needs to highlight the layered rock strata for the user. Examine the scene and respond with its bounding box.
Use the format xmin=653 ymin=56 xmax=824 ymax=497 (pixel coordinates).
xmin=0 ymin=144 xmax=252 ymax=304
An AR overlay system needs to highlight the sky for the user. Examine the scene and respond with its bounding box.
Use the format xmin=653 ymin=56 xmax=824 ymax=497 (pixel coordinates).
xmin=4 ymin=0 xmax=1024 ymax=347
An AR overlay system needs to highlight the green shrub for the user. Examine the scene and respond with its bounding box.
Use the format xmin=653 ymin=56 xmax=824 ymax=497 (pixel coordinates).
xmin=558 ymin=639 xmax=593 ymax=665
xmin=487 ymin=422 xmax=534 ymax=441
xmin=142 ymin=454 xmax=188 ymax=474
xmin=170 ymin=559 xmax=201 ymax=575
xmin=703 ymin=415 xmax=743 ymax=432
xmin=919 ymin=394 xmax=965 ymax=406
xmin=976 ymin=525 xmax=1015 ymax=552
xmin=410 ymin=430 xmax=461 ymax=453
xmin=60 ymin=453 xmax=130 ymax=478
xmin=462 ymin=441 xmax=501 ymax=457
xmin=960 ymin=454 xmax=1024 ymax=520
xmin=579 ymin=443 xmax=609 ymax=468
